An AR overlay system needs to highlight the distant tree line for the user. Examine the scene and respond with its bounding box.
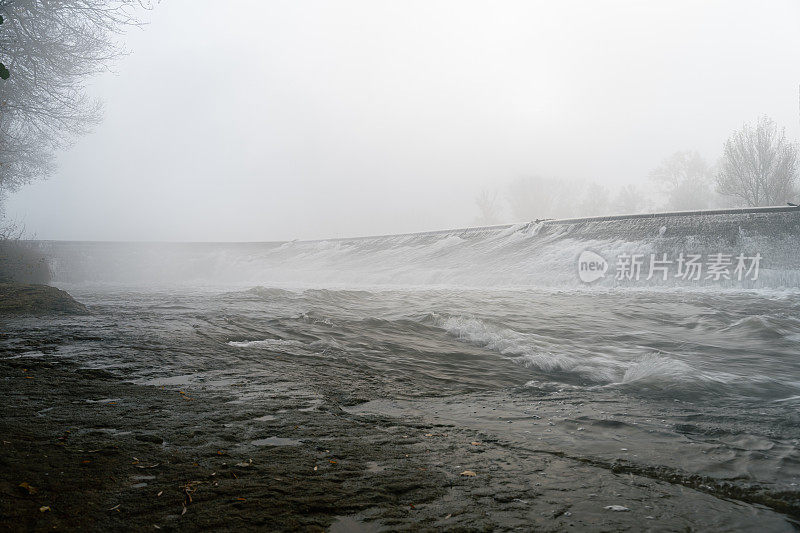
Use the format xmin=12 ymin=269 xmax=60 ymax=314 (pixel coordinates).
xmin=476 ymin=115 xmax=799 ymax=224
xmin=475 ymin=178 xmax=650 ymax=225
xmin=653 ymin=116 xmax=798 ymax=211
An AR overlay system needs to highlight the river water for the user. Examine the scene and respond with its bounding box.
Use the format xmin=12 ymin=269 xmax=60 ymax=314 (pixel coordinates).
xmin=13 ymin=210 xmax=800 ymax=526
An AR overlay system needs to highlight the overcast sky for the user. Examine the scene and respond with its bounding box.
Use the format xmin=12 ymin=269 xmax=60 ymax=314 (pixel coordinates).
xmin=6 ymin=0 xmax=800 ymax=241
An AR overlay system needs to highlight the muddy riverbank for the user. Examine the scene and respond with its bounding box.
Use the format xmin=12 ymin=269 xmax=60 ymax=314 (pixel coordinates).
xmin=1 ymin=314 xmax=796 ymax=531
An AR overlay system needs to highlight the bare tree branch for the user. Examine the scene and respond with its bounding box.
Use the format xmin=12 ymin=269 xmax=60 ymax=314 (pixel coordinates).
xmin=0 ymin=0 xmax=150 ymax=209
xmin=716 ymin=116 xmax=799 ymax=207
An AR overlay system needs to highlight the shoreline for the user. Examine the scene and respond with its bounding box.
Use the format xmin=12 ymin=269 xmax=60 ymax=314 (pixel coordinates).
xmin=2 ymin=328 xmax=797 ymax=531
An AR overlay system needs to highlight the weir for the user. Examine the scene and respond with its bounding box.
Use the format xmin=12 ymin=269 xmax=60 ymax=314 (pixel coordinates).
xmin=39 ymin=207 xmax=800 ymax=289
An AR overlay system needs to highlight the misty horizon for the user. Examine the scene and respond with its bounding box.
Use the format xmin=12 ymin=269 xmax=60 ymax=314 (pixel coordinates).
xmin=5 ymin=0 xmax=800 ymax=242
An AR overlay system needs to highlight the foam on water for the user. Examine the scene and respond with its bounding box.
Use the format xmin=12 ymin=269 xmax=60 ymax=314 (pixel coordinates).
xmin=227 ymin=339 xmax=305 ymax=349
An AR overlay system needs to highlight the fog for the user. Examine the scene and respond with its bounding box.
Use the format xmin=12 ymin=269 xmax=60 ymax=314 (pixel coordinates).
xmin=6 ymin=0 xmax=800 ymax=241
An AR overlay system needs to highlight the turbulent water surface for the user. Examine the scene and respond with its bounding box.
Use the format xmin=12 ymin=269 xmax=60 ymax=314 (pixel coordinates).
xmin=11 ymin=210 xmax=800 ymax=526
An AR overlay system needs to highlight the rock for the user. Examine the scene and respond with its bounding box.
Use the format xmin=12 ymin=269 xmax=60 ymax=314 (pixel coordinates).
xmin=604 ymin=505 xmax=630 ymax=512
xmin=0 ymin=283 xmax=88 ymax=315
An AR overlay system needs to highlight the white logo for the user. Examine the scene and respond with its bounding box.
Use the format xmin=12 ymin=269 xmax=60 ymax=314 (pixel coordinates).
xmin=578 ymin=250 xmax=608 ymax=283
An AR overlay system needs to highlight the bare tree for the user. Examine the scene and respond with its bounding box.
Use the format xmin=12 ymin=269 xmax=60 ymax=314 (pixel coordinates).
xmin=474 ymin=189 xmax=503 ymax=226
xmin=649 ymin=150 xmax=713 ymax=210
xmin=578 ymin=182 xmax=610 ymax=217
xmin=716 ymin=116 xmax=799 ymax=207
xmin=613 ymin=184 xmax=646 ymax=214
xmin=506 ymin=176 xmax=582 ymax=221
xmin=0 ymin=0 xmax=147 ymax=205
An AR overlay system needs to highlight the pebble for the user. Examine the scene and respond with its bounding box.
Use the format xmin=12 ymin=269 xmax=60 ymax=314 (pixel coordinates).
xmin=604 ymin=505 xmax=630 ymax=512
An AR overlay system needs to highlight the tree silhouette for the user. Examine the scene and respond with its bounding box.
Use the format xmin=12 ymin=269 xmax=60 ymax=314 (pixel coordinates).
xmin=716 ymin=116 xmax=799 ymax=206
xmin=0 ymin=1 xmax=148 ymax=203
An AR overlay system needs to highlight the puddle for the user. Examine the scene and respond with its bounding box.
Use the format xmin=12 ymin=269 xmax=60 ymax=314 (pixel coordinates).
xmin=328 ymin=516 xmax=380 ymax=533
xmin=251 ymin=437 xmax=302 ymax=447
xmin=6 ymin=351 xmax=45 ymax=359
xmin=79 ymin=428 xmax=132 ymax=437
xmin=142 ymin=374 xmax=195 ymax=387
xmin=299 ymin=399 xmax=325 ymax=412
xmin=364 ymin=461 xmax=384 ymax=473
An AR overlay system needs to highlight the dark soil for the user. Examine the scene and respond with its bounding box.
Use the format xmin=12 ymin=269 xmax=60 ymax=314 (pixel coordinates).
xmin=0 ymin=284 xmax=88 ymax=315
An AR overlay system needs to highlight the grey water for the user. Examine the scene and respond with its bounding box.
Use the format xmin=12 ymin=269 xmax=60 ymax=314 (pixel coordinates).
xmin=8 ymin=209 xmax=800 ymax=518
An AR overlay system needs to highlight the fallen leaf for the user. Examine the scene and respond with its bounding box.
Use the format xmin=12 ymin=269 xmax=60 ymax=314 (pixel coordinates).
xmin=470 ymin=442 xmax=481 ymax=446
xmin=157 ymin=491 xmax=163 ymax=497
xmin=460 ymin=470 xmax=477 ymax=477
xmin=39 ymin=506 xmax=50 ymax=513
xmin=18 ymin=482 xmax=37 ymax=495
xmin=108 ymin=504 xmax=120 ymax=511
xmin=313 ymin=466 xmax=318 ymax=471
xmin=444 ymin=514 xmax=452 ymax=520
xmin=424 ymin=433 xmax=433 ymax=437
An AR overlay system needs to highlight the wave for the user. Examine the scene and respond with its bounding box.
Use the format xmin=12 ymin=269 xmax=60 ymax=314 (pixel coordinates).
xmin=227 ymin=339 xmax=305 ymax=349
xmin=429 ymin=311 xmax=800 ymax=399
